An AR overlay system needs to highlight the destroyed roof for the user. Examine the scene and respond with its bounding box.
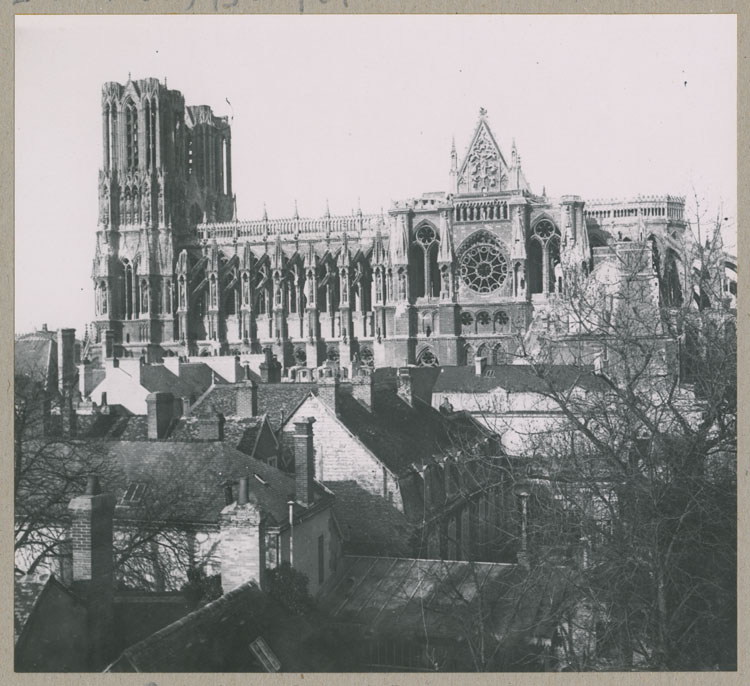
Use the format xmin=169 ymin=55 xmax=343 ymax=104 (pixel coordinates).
xmin=433 ymin=364 xmax=605 ymax=394
xmin=107 ymin=582 xmax=338 ymax=672
xmin=322 ymin=556 xmax=565 ymax=642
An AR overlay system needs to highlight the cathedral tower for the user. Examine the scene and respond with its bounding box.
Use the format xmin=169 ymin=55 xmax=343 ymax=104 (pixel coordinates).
xmin=91 ymin=76 xmax=233 ymax=357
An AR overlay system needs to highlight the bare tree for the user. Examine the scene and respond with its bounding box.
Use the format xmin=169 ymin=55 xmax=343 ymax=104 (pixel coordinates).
xmin=14 ymin=372 xmax=218 ymax=590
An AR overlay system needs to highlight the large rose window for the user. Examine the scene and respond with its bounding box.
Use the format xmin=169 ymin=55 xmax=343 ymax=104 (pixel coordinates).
xmin=459 ymin=241 xmax=509 ymax=294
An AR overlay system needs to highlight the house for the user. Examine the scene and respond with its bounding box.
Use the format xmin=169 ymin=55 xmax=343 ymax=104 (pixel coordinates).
xmin=190 ymin=365 xmax=509 ymax=559
xmin=431 ymin=362 xmax=605 ymax=453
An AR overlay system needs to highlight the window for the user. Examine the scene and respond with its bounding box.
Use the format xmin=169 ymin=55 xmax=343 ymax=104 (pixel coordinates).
xmin=416 ymin=348 xmax=438 ymax=367
xmin=122 ymin=482 xmax=148 ymax=505
xmin=458 ymin=235 xmax=509 ymax=294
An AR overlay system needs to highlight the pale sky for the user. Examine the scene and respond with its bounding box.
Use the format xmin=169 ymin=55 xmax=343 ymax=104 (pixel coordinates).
xmin=15 ymin=14 xmax=737 ymax=335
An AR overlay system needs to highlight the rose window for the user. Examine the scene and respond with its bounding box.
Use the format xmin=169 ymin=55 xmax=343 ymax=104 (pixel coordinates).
xmin=459 ymin=242 xmax=508 ymax=294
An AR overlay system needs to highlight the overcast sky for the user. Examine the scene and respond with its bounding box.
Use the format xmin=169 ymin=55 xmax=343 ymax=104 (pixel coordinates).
xmin=15 ymin=14 xmax=736 ymax=334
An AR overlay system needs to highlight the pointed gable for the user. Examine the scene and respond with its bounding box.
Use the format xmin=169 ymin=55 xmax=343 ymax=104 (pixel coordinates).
xmin=457 ymin=109 xmax=510 ymax=194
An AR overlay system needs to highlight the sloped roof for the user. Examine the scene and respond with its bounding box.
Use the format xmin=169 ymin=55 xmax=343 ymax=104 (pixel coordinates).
xmin=190 ymin=382 xmax=315 ymax=429
xmin=98 ymin=440 xmax=327 ymax=524
xmin=107 ymin=582 xmax=338 ymax=672
xmin=139 ymin=363 xmax=215 ymax=400
xmin=433 ymin=364 xmax=605 ymax=395
xmin=14 ymin=336 xmax=56 ymax=388
xmin=336 ymin=390 xmax=483 ymax=476
xmin=14 ymin=574 xmax=82 ymax=646
xmin=324 ymin=480 xmax=415 ymax=558
xmin=322 ymin=556 xmax=563 ymax=642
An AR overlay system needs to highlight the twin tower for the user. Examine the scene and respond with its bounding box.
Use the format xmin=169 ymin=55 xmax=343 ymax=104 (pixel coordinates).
xmin=91 ymin=76 xmax=687 ymax=370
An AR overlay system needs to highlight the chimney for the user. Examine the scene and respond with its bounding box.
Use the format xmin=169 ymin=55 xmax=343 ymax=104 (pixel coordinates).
xmin=220 ymin=479 xmax=265 ymax=592
xmin=474 ymin=355 xmax=487 ymax=377
xmin=236 ymin=380 xmax=258 ymax=417
xmin=294 ymin=417 xmax=316 ymax=507
xmin=194 ymin=414 xmax=225 ymax=441
xmin=68 ymin=476 xmax=115 ymax=669
xmin=57 ymin=328 xmax=76 ymax=394
xmin=351 ymin=370 xmax=373 ymax=410
xmin=397 ymin=367 xmax=413 ymax=407
xmin=61 ymin=389 xmax=77 ymax=438
xmin=259 ymin=347 xmax=281 ymax=383
xmin=101 ymin=329 xmax=114 ymax=360
xmin=146 ymin=392 xmax=175 ymax=439
xmin=316 ymin=371 xmax=338 ymax=414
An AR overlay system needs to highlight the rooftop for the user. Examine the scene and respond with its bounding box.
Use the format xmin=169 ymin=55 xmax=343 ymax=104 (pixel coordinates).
xmin=107 ymin=582 xmax=338 ymax=672
xmin=322 ymin=556 xmax=563 ymax=643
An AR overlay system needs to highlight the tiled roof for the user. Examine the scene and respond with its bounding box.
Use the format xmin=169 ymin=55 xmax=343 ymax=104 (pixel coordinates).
xmin=190 ymin=382 xmax=315 ymax=429
xmin=107 ymin=582 xmax=338 ymax=672
xmin=336 ymin=390 xmax=483 ymax=476
xmin=98 ymin=440 xmax=326 ymax=524
xmin=14 ymin=337 xmax=56 ymax=387
xmin=433 ymin=364 xmax=605 ymax=394
xmin=322 ymin=556 xmax=563 ymax=641
xmin=324 ymin=480 xmax=415 ymax=557
xmin=140 ymin=363 xmax=215 ymax=399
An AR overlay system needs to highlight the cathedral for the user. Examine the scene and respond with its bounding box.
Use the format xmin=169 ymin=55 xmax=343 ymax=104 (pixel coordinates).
xmin=91 ymin=76 xmax=689 ymax=370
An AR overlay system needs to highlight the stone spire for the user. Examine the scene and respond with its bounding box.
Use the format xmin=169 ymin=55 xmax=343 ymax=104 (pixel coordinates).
xmin=389 ymin=214 xmax=409 ymax=265
xmin=293 ymin=199 xmax=299 ymax=220
xmin=510 ymin=205 xmax=527 ymax=260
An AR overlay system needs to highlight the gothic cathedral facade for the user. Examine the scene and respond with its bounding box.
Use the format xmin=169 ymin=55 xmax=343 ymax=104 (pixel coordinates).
xmin=91 ymin=77 xmax=688 ymax=369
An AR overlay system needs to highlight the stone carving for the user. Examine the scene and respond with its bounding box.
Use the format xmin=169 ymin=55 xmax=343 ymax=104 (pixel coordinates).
xmin=467 ymin=127 xmax=502 ymax=192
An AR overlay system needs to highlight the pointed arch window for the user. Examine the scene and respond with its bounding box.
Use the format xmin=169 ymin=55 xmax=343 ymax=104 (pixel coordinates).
xmin=124 ymin=101 xmax=139 ymax=171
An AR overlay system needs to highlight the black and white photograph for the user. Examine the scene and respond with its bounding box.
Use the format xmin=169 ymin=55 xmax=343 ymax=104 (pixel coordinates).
xmin=13 ymin=11 xmax=737 ymax=674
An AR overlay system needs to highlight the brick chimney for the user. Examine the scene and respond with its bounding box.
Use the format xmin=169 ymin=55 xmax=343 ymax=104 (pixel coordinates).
xmin=194 ymin=414 xmax=225 ymax=441
xmin=57 ymin=328 xmax=76 ymax=394
xmin=259 ymin=347 xmax=281 ymax=383
xmin=317 ymin=371 xmax=338 ymax=414
xmin=146 ymin=392 xmax=174 ymax=439
xmin=350 ymin=370 xmax=373 ymax=410
xmin=61 ymin=389 xmax=78 ymax=438
xmin=68 ymin=476 xmax=115 ymax=669
xmin=220 ymin=477 xmax=265 ymax=592
xmin=235 ymin=380 xmax=258 ymax=417
xmin=294 ymin=417 xmax=316 ymax=507
xmin=397 ymin=367 xmax=413 ymax=407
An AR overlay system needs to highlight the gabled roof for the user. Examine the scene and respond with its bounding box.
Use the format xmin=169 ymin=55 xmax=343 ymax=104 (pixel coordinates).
xmin=14 ymin=336 xmax=56 ymax=389
xmin=457 ymin=112 xmax=510 ymax=194
xmin=139 ymin=363 xmax=216 ymax=400
xmin=433 ymin=364 xmax=606 ymax=395
xmin=335 ymin=389 xmax=484 ymax=476
xmin=322 ymin=556 xmax=564 ymax=642
xmin=190 ymin=382 xmax=315 ymax=429
xmin=107 ymin=582 xmax=338 ymax=672
xmin=98 ymin=440 xmax=328 ymax=524
xmin=15 ymin=574 xmax=83 ymax=646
